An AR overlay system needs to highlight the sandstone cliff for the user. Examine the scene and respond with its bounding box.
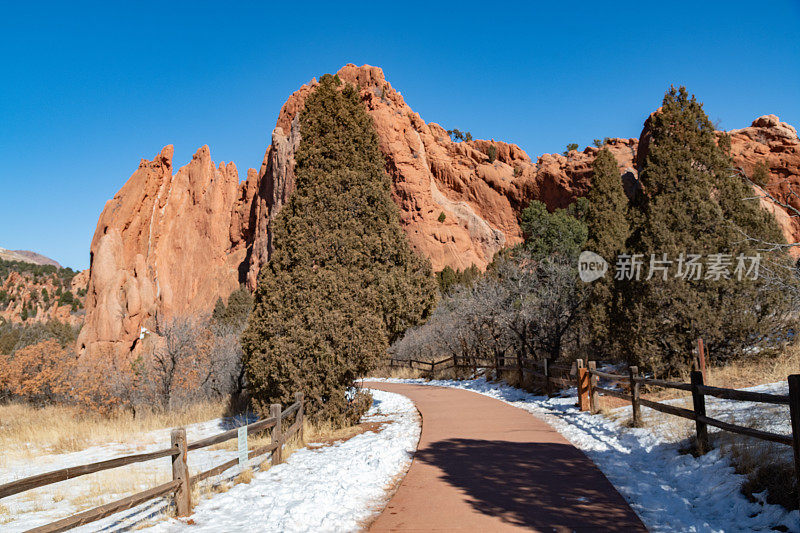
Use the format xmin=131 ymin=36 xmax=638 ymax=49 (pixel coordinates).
xmin=78 ymin=64 xmax=800 ymax=358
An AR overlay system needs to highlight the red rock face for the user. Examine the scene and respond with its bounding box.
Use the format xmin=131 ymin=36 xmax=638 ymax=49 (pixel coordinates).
xmin=78 ymin=146 xmax=250 ymax=357
xmin=78 ymin=64 xmax=800 ymax=358
xmin=728 ymin=115 xmax=800 ymax=250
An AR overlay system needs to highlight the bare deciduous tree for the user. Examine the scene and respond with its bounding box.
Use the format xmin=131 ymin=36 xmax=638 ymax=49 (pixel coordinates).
xmin=390 ymin=255 xmax=585 ymax=371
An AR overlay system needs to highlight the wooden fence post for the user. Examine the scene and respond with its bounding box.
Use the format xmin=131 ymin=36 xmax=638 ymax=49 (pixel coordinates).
xmin=629 ymin=366 xmax=641 ymax=427
xmin=587 ymin=361 xmax=599 ymax=414
xmin=170 ymin=428 xmax=191 ymax=517
xmin=270 ymin=404 xmax=283 ymax=465
xmin=690 ymin=370 xmax=709 ymax=454
xmin=789 ymin=374 xmax=800 ymax=510
xmin=294 ymin=392 xmax=305 ymax=444
xmin=577 ymin=359 xmax=589 ymax=412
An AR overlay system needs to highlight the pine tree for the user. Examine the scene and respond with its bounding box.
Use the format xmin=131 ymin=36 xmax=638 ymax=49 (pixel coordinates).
xmin=621 ymin=87 xmax=794 ymax=374
xmin=242 ymin=74 xmax=436 ymax=425
xmin=583 ymin=148 xmax=630 ymax=355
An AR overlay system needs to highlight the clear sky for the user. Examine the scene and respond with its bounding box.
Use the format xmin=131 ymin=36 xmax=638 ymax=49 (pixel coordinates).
xmin=1 ymin=1 xmax=799 ymax=270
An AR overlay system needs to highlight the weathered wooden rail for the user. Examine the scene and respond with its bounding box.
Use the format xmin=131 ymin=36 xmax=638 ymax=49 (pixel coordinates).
xmin=0 ymin=392 xmax=304 ymax=533
xmin=388 ymin=354 xmax=576 ymax=395
xmin=389 ymin=354 xmax=800 ymax=506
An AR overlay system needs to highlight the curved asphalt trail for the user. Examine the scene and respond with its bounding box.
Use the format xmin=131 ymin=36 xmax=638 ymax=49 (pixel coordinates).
xmin=365 ymin=382 xmax=646 ymax=532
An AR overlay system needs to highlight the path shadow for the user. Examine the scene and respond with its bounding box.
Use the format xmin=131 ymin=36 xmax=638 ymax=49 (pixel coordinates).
xmin=414 ymin=438 xmax=646 ymax=531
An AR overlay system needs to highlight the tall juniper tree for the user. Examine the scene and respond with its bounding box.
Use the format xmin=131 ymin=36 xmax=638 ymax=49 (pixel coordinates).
xmin=620 ymin=86 xmax=794 ymax=374
xmin=242 ymin=74 xmax=437 ymax=425
xmin=584 ymin=148 xmax=630 ymax=356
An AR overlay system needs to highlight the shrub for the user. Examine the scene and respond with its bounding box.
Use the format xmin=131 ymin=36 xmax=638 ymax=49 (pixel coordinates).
xmin=487 ymin=144 xmax=497 ymax=163
xmin=592 ymin=137 xmax=611 ymax=148
xmin=393 ymin=254 xmax=584 ymax=367
xmin=751 ymin=160 xmax=771 ymax=188
xmin=11 ymin=319 xmax=80 ymax=351
xmin=70 ymin=315 xmax=245 ymax=414
xmin=519 ymin=200 xmax=587 ymax=259
xmin=563 ymin=143 xmax=579 ymax=155
xmin=438 ymin=212 xmax=446 ymax=223
xmin=58 ymin=290 xmax=75 ymax=307
xmin=211 ymin=286 xmax=253 ymax=330
xmin=447 ymin=129 xmax=473 ymax=142
xmin=0 ymin=340 xmax=75 ymax=405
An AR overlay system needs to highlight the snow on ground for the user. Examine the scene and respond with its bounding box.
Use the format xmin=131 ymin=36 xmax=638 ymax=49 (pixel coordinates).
xmin=368 ymin=376 xmax=799 ymax=532
xmin=1 ymin=389 xmax=419 ymax=533
xmin=139 ymin=389 xmax=419 ymax=533
xmin=0 ymin=412 xmax=258 ymax=532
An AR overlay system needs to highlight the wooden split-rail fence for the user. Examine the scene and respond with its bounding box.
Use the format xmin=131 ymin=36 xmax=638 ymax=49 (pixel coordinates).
xmin=0 ymin=392 xmax=305 ymax=533
xmin=389 ymin=354 xmax=800 ymax=507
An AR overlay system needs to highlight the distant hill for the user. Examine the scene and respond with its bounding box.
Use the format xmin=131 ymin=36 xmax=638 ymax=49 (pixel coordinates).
xmin=0 ymin=247 xmax=62 ymax=269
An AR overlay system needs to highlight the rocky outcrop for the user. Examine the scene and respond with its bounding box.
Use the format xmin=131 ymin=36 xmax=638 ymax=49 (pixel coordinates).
xmin=728 ymin=115 xmax=800 ymax=247
xmin=77 ymin=146 xmax=251 ymax=357
xmin=78 ymin=64 xmax=800 ymax=359
xmin=0 ymin=267 xmax=86 ymax=327
xmin=635 ymin=111 xmax=800 ymax=251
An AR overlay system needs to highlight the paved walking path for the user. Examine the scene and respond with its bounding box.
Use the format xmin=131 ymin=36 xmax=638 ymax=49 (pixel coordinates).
xmin=365 ymin=382 xmax=646 ymax=532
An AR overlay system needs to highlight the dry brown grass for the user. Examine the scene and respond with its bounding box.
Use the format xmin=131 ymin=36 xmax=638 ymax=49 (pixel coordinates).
xmin=369 ymin=365 xmax=427 ymax=379
xmin=0 ymin=399 xmax=232 ymax=463
xmin=0 ymin=503 xmax=12 ymax=525
xmin=704 ymin=346 xmax=800 ymax=390
xmin=233 ymin=467 xmax=253 ymax=485
xmin=716 ymin=414 xmax=797 ymax=511
xmin=601 ymin=346 xmax=800 ymax=406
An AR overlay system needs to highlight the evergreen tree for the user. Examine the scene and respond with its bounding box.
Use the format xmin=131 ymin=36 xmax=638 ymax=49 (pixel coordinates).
xmin=212 ymin=286 xmax=253 ymax=330
xmin=520 ymin=200 xmax=587 ymax=259
xmin=242 ymin=74 xmax=437 ymax=425
xmin=436 ymin=265 xmax=481 ymax=294
xmin=621 ymin=86 xmax=794 ymax=374
xmin=583 ymin=148 xmax=630 ymax=355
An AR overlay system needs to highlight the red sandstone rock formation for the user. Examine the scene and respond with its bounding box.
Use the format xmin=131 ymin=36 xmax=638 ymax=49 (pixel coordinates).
xmin=78 ymin=64 xmax=800 ymax=358
xmin=77 ymin=146 xmax=251 ymax=357
xmin=728 ymin=115 xmax=800 ymax=248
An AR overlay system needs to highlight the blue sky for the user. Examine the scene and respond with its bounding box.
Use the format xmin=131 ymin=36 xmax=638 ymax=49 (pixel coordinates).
xmin=1 ymin=1 xmax=799 ymax=270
